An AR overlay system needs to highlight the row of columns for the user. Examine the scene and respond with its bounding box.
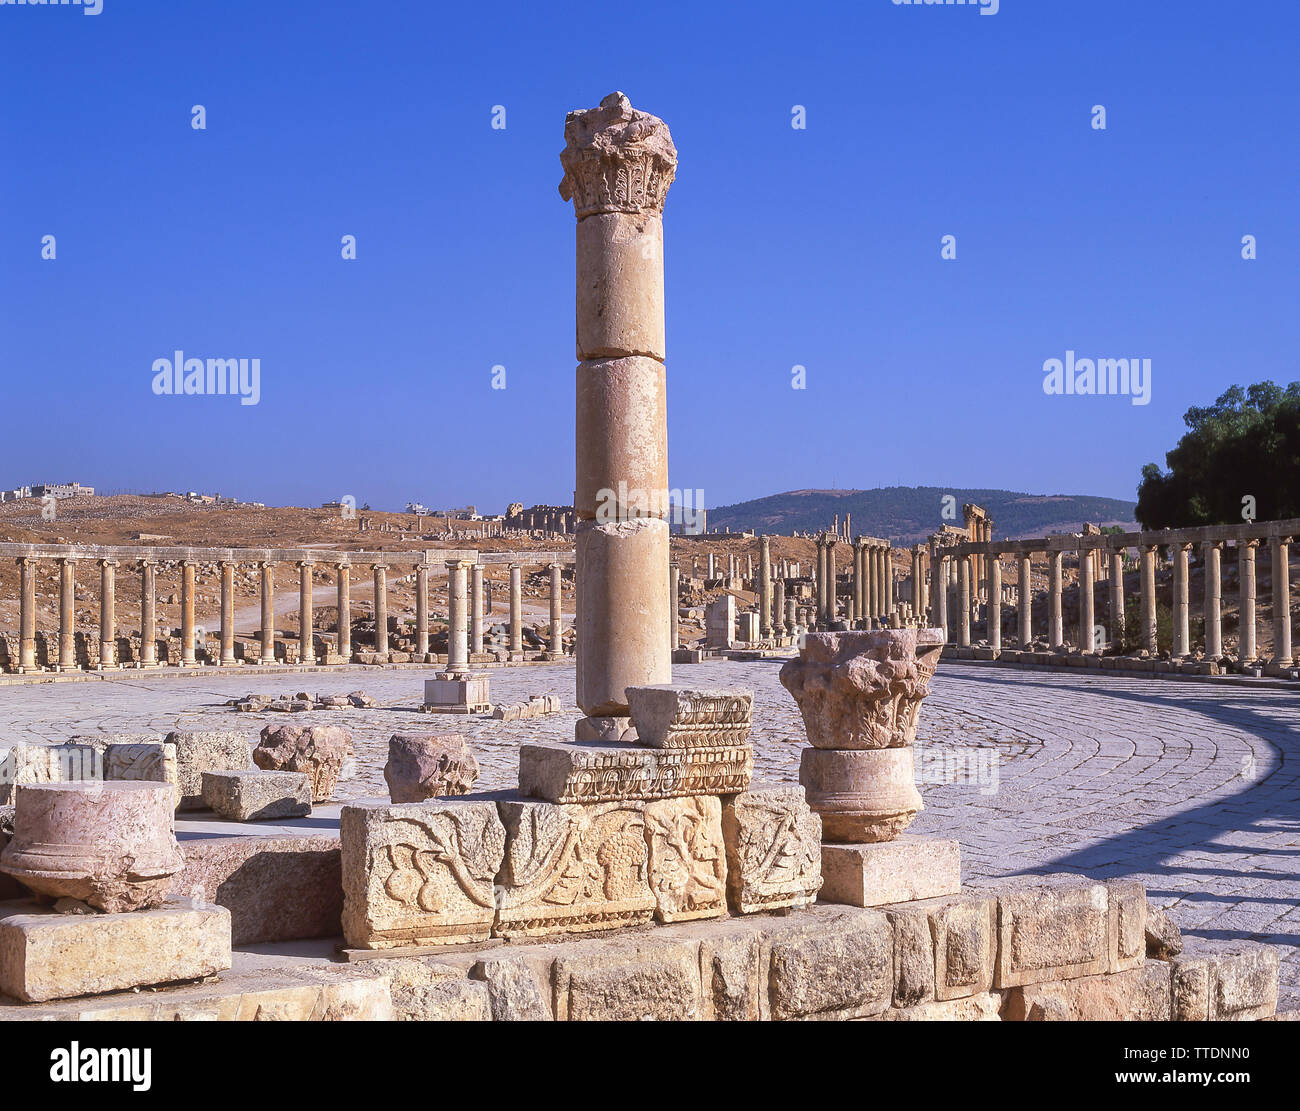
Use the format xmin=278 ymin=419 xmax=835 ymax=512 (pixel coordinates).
xmin=936 ymin=535 xmax=1293 ymax=669
xmin=12 ymin=554 xmax=567 ymax=672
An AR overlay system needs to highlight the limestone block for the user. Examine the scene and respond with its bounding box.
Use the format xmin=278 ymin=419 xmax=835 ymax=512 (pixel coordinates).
xmin=574 ymin=715 xmax=634 ymax=742
xmin=174 ymin=834 xmax=341 ymax=945
xmin=384 ymin=733 xmax=479 ymax=803
xmin=1108 ymin=878 xmax=1147 ymax=972
xmin=553 ymin=936 xmax=703 ymax=1021
xmin=575 ymin=215 xmax=665 ymax=361
xmin=496 ymin=798 xmax=654 ymax=937
xmin=255 ymin=723 xmax=352 ymax=803
xmin=574 ymin=356 xmax=668 ymax=517
xmin=200 ymin=770 xmax=312 ymax=822
xmin=1 ymin=781 xmax=183 ymax=913
xmin=625 ymin=685 xmax=753 ymax=748
xmin=643 ymin=795 xmax=727 ymax=923
xmin=1003 ymin=962 xmax=1172 ymax=1021
xmin=1145 ymin=900 xmax=1183 ymax=958
xmin=819 ymin=836 xmax=960 ymax=907
xmin=470 ymin=957 xmax=552 ymax=1021
xmin=1 ymin=964 xmax=392 ymax=1021
xmin=885 ymin=907 xmax=936 ymax=1007
xmin=0 ymin=743 xmax=102 ymax=805
xmin=778 ymin=628 xmax=945 ymax=749
xmin=519 ymin=740 xmax=752 ymax=804
xmin=931 ymin=894 xmax=997 ymax=1001
xmin=105 ymin=742 xmax=180 ymax=807
xmin=392 ymin=977 xmax=492 ymax=1021
xmin=800 ymin=746 xmax=924 ymax=843
xmin=340 ymin=798 xmax=505 ymax=950
xmin=992 ymin=876 xmax=1111 ymax=988
xmin=166 ymin=730 xmax=254 ymax=811
xmin=765 ymin=907 xmax=894 ymax=1021
xmin=0 ymin=899 xmax=231 ymax=1004
xmin=574 ymin=517 xmax=671 ymax=716
xmin=423 ymin=674 xmax=491 ymax=714
xmin=696 ymin=927 xmax=764 ymax=1021
xmin=719 ymin=784 xmax=822 ymax=914
xmin=1171 ymin=940 xmax=1279 ymax=1021
xmin=878 ymin=991 xmax=1002 ymax=1021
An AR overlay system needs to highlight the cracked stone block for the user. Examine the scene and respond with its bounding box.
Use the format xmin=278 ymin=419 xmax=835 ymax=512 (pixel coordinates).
xmin=719 ymin=784 xmax=822 ymax=915
xmin=166 ymin=731 xmax=254 ymax=811
xmin=200 ymin=770 xmax=312 ymax=822
xmin=643 ymin=795 xmax=727 ymax=923
xmin=1171 ymin=940 xmax=1279 ymax=1021
xmin=1003 ymin=962 xmax=1172 ymax=1021
xmin=553 ymin=935 xmax=703 ymax=1021
xmin=765 ymin=907 xmax=894 ymax=1021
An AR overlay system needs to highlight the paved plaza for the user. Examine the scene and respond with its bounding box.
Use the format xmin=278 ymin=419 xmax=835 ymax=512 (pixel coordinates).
xmin=5 ymin=658 xmax=1298 ymax=1006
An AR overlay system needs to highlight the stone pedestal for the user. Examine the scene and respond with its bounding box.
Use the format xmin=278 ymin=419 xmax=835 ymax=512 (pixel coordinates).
xmin=0 ymin=900 xmax=231 ymax=1003
xmin=423 ymin=673 xmax=491 ymax=715
xmin=818 ymin=836 xmax=961 ymax=907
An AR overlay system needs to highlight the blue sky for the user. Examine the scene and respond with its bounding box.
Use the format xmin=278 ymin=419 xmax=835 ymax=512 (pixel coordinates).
xmin=2 ymin=0 xmax=1296 ymax=513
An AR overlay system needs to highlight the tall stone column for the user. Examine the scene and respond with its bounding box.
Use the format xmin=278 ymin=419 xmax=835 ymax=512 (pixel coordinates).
xmin=987 ymin=554 xmax=1001 ymax=651
xmin=1239 ymin=540 xmax=1257 ymax=664
xmin=1048 ymin=551 xmax=1063 ymax=649
xmin=447 ymin=560 xmax=470 ymax=670
xmin=1203 ymin=540 xmax=1222 ymax=659
xmin=373 ymin=564 xmax=388 ymax=662
xmin=548 ymin=562 xmax=564 ymax=658
xmin=786 ymin=597 xmax=797 ymax=633
xmin=1079 ymin=548 xmax=1095 ymax=653
xmin=854 ymin=539 xmax=866 ymax=625
xmin=563 ymin=92 xmax=674 ymax=719
xmin=931 ymin=552 xmax=948 ymax=640
xmin=826 ymin=539 xmax=838 ymax=623
xmin=98 ymin=559 xmax=117 ymax=669
xmin=470 ymin=564 xmax=484 ymax=656
xmin=911 ymin=549 xmax=923 ymax=618
xmin=670 ymin=565 xmax=680 ymax=650
xmin=958 ymin=556 xmax=972 ymax=647
xmin=140 ymin=559 xmax=157 ymax=667
xmin=1172 ymin=543 xmax=1191 ymax=658
xmin=815 ymin=536 xmax=827 ymax=623
xmin=884 ymin=545 xmax=894 ymax=616
xmin=867 ymin=545 xmax=879 ymax=620
xmin=180 ymin=560 xmax=196 ymax=666
xmin=414 ymin=563 xmax=429 ymax=661
xmin=56 ymin=556 xmax=77 ymax=671
xmin=1140 ymin=545 xmax=1158 ymax=654
xmin=509 ymin=563 xmax=523 ymax=656
xmin=337 ymin=562 xmax=352 ymax=662
xmin=219 ymin=560 xmax=236 ymax=666
xmin=18 ymin=557 xmax=37 ymax=671
xmin=259 ymin=561 xmax=276 ymax=665
xmin=759 ymin=535 xmax=772 ymax=637
xmin=773 ymin=577 xmax=786 ymax=639
xmin=298 ymin=561 xmax=315 ymax=665
xmin=1270 ymin=536 xmax=1293 ymax=672
xmin=1109 ymin=549 xmax=1125 ymax=650
xmin=1018 ymin=554 xmax=1032 ymax=646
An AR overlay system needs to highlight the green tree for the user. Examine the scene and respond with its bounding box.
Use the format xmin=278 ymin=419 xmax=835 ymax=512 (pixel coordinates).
xmin=1136 ymin=382 xmax=1300 ymax=528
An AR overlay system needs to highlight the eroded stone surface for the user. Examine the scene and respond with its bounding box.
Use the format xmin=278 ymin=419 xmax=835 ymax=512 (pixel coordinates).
xmin=166 ymin=730 xmax=254 ymax=811
xmin=991 ymin=875 xmax=1111 ymax=988
xmin=384 ymin=733 xmax=479 ymax=803
xmin=720 ymin=784 xmax=821 ymax=915
xmin=625 ymin=685 xmax=753 ymax=748
xmin=255 ymin=723 xmax=353 ymax=803
xmin=643 ymin=795 xmax=727 ymax=923
xmin=200 ymin=769 xmax=312 ymax=822
xmin=519 ymin=740 xmax=752 ymax=804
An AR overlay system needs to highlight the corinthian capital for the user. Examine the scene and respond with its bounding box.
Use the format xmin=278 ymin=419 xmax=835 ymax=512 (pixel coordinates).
xmin=559 ymin=91 xmax=677 ymax=218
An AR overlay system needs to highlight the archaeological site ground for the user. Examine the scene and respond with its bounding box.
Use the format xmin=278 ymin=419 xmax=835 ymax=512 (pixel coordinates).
xmin=2 ymin=0 xmax=1297 ymax=1091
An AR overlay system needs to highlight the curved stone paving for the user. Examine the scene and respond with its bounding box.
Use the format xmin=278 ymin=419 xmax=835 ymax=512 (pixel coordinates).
xmin=3 ymin=658 xmax=1298 ymax=1004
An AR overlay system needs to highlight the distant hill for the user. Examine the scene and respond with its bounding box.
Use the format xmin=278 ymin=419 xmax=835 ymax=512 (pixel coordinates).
xmin=707 ymin=487 xmax=1138 ymax=543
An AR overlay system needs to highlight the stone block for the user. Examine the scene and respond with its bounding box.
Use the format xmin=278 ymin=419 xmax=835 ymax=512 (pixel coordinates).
xmin=574 ymin=715 xmax=634 ymax=742
xmin=720 ymin=784 xmax=822 ymax=915
xmin=105 ymin=742 xmax=180 ymax=807
xmin=0 ymin=743 xmax=102 ymax=805
xmin=1003 ymin=962 xmax=1172 ymax=1021
xmin=0 ymin=899 xmax=231 ymax=1004
xmin=625 ymin=685 xmax=753 ymax=748
xmin=201 ymin=770 xmax=312 ymax=821
xmin=819 ymin=836 xmax=960 ymax=907
xmin=495 ymin=798 xmax=654 ymax=938
xmin=992 ymin=876 xmax=1111 ymax=988
xmin=1171 ymin=940 xmax=1279 ymax=1021
xmin=765 ymin=907 xmax=894 ymax=1021
xmin=166 ymin=730 xmax=254 ymax=811
xmin=553 ymin=935 xmax=704 ymax=1021
xmin=878 ymin=991 xmax=1003 ymax=1021
xmin=643 ymin=795 xmax=727 ymax=923
xmin=174 ymin=834 xmax=342 ymax=945
xmin=384 ymin=734 xmax=479 ymax=803
xmin=696 ymin=926 xmax=764 ymax=1021
xmin=423 ymin=674 xmax=491 ymax=714
xmin=470 ymin=956 xmax=552 ymax=1021
xmin=1108 ymin=878 xmax=1147 ymax=972
xmin=519 ymin=740 xmax=752 ymax=804
xmin=885 ymin=906 xmax=935 ymax=1008
xmin=340 ymin=798 xmax=505 ymax=950
xmin=255 ymin=723 xmax=352 ymax=802
xmin=1145 ymin=900 xmax=1183 ymax=958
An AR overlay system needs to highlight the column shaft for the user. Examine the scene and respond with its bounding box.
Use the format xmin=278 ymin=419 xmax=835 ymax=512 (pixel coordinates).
xmin=337 ymin=564 xmax=352 ymax=661
xmin=18 ymin=558 xmax=36 ymax=670
xmin=1239 ymin=541 xmax=1257 ymax=663
xmin=99 ymin=560 xmax=117 ymax=668
xmin=219 ymin=561 xmax=236 ymax=666
xmin=299 ymin=562 xmax=315 ymax=665
xmin=260 ymin=562 xmax=276 ymax=665
xmin=1048 ymin=551 xmax=1063 ymax=649
xmin=180 ymin=561 xmax=196 ymax=666
xmin=1203 ymin=541 xmax=1222 ymax=658
xmin=140 ymin=560 xmax=157 ymax=666
xmin=509 ymin=564 xmax=523 ymax=655
xmin=1018 ymin=555 xmax=1032 ymax=646
xmin=470 ymin=564 xmax=484 ymax=655
xmin=373 ymin=565 xmax=388 ymax=662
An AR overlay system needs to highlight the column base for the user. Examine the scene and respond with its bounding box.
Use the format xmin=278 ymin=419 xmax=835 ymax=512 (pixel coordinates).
xmin=819 ymin=836 xmax=961 ymax=908
xmin=219 ymin=657 xmax=239 ymax=668
xmin=1264 ymin=661 xmax=1297 ymax=678
xmin=55 ymin=665 xmax=80 ymax=673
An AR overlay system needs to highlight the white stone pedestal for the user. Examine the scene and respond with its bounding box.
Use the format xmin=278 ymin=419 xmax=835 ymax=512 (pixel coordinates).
xmin=422 ymin=673 xmax=490 ymax=715
xmin=819 ymin=835 xmax=961 ymax=907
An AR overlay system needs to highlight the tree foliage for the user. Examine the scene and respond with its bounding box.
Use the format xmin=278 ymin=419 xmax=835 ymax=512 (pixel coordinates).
xmin=1136 ymin=382 xmax=1300 ymax=528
